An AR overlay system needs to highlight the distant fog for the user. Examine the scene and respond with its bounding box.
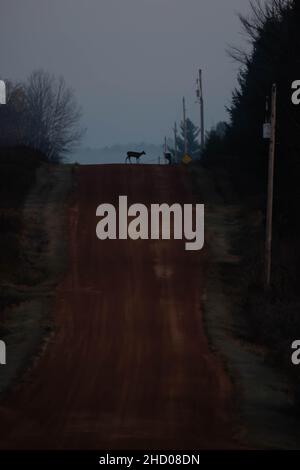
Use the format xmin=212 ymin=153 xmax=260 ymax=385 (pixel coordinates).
xmin=70 ymin=143 xmax=167 ymax=165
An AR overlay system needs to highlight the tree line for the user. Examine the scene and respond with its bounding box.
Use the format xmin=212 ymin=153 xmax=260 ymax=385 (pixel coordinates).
xmin=203 ymin=0 xmax=300 ymax=236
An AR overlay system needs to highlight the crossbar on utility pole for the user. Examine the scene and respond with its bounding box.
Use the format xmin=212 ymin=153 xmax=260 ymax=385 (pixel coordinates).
xmin=265 ymin=83 xmax=277 ymax=290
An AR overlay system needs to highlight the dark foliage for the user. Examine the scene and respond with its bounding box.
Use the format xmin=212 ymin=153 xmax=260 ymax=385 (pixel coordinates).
xmin=202 ymin=0 xmax=300 ymax=392
xmin=204 ymin=0 xmax=300 ymax=229
xmin=0 ymin=146 xmax=43 ymax=205
xmin=0 ymin=146 xmax=42 ymax=286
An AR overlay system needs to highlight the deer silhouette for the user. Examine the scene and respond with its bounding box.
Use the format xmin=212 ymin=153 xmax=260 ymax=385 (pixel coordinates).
xmin=125 ymin=151 xmax=146 ymax=164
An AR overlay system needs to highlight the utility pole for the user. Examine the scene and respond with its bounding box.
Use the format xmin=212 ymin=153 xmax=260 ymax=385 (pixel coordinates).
xmin=164 ymin=136 xmax=167 ymax=165
xmin=183 ymin=97 xmax=188 ymax=155
xmin=196 ymin=69 xmax=204 ymax=158
xmin=174 ymin=121 xmax=178 ymax=163
xmin=265 ymin=83 xmax=277 ymax=290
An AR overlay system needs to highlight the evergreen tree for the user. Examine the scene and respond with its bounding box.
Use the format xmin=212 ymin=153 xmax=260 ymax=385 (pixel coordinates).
xmin=181 ymin=1 xmax=300 ymax=196
xmin=213 ymin=0 xmax=300 ymax=229
xmin=169 ymin=118 xmax=200 ymax=162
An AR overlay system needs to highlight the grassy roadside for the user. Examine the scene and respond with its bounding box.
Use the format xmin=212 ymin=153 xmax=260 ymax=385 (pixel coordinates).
xmin=188 ymin=162 xmax=300 ymax=449
xmin=239 ymin=216 xmax=300 ymax=406
xmin=203 ymin=158 xmax=300 ymax=407
xmin=0 ymin=148 xmax=72 ymax=395
xmin=0 ymin=147 xmax=41 ymax=298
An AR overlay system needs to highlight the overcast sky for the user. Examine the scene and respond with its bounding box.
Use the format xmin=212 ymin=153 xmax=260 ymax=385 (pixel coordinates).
xmin=0 ymin=0 xmax=254 ymax=147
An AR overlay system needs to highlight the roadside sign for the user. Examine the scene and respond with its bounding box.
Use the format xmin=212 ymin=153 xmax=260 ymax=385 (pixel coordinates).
xmin=182 ymin=154 xmax=192 ymax=165
xmin=263 ymin=122 xmax=271 ymax=140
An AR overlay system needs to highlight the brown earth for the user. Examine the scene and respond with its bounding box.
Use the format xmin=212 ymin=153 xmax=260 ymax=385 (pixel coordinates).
xmin=0 ymin=164 xmax=240 ymax=449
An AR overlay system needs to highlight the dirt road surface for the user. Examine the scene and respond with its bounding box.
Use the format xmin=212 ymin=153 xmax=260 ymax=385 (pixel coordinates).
xmin=0 ymin=164 xmax=239 ymax=449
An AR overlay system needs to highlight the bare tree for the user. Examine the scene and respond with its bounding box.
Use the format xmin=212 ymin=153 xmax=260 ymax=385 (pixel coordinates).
xmin=24 ymin=70 xmax=84 ymax=162
xmin=228 ymin=0 xmax=293 ymax=65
